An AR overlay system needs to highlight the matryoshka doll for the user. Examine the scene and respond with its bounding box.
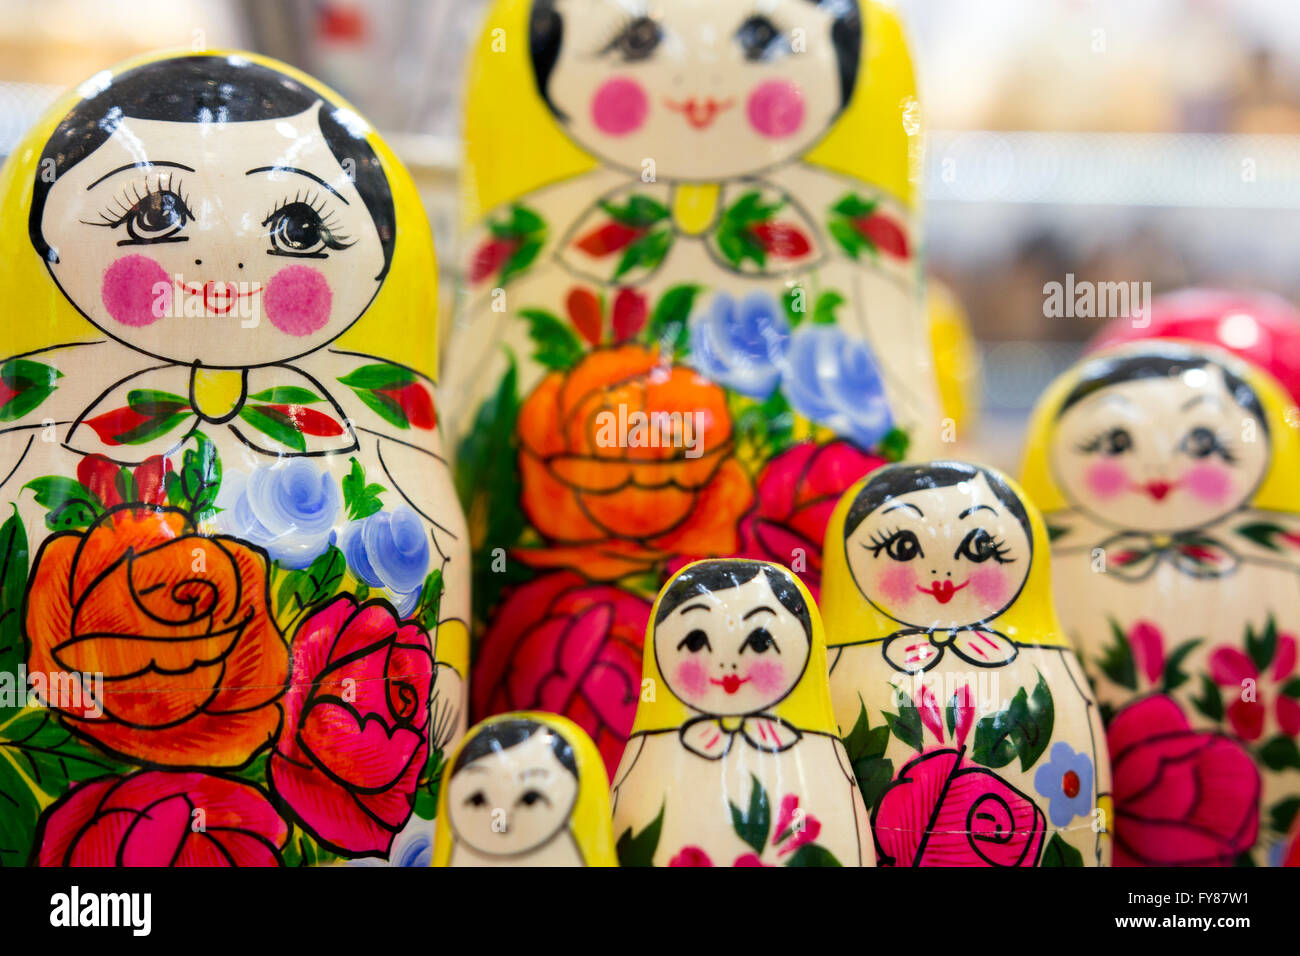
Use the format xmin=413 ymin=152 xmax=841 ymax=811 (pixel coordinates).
xmin=610 ymin=559 xmax=873 ymax=866
xmin=1021 ymin=341 xmax=1300 ymax=866
xmin=0 ymin=51 xmax=470 ymax=867
xmin=451 ymin=0 xmax=941 ymax=784
xmin=821 ymin=461 xmax=1112 ymax=867
xmin=433 ymin=711 xmax=616 ymax=866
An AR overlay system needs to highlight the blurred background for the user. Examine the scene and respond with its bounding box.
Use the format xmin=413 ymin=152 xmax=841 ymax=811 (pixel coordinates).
xmin=4 ymin=0 xmax=1300 ymax=468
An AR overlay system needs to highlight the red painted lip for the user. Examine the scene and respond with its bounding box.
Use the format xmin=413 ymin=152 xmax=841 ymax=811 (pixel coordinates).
xmin=184 ymin=280 xmax=261 ymax=315
xmin=664 ymin=96 xmax=735 ymax=129
xmin=1137 ymin=480 xmax=1177 ymax=501
xmin=916 ymin=579 xmax=969 ymax=604
xmin=710 ymin=674 xmax=750 ymax=695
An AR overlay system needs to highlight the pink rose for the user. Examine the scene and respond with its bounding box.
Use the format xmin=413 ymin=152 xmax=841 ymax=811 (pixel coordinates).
xmin=1110 ymin=694 xmax=1259 ymax=866
xmin=270 ymin=596 xmax=433 ymax=857
xmin=36 ymin=772 xmax=288 ymax=866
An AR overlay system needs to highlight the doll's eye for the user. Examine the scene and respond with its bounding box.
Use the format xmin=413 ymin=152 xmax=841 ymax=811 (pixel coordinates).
xmin=516 ymin=789 xmax=551 ymax=808
xmin=869 ymin=528 xmax=924 ymax=561
xmin=740 ymin=628 xmax=778 ymax=654
xmin=605 ymin=15 xmax=662 ymax=62
xmin=85 ymin=181 xmax=193 ymax=245
xmin=263 ymin=194 xmax=354 ymax=258
xmin=1077 ymin=427 xmax=1132 ymax=456
xmin=955 ymin=528 xmax=1014 ymax=564
xmin=677 ymin=629 xmax=712 ymax=653
xmin=736 ymin=14 xmax=789 ymax=61
xmin=465 ymin=790 xmax=488 ymax=808
xmin=1180 ymin=426 xmax=1235 ymax=463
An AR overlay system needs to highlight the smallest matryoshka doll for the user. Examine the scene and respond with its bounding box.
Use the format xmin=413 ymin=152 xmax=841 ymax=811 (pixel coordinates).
xmin=611 ymin=559 xmax=873 ymax=867
xmin=821 ymin=461 xmax=1112 ymax=867
xmin=433 ymin=712 xmax=616 ymax=867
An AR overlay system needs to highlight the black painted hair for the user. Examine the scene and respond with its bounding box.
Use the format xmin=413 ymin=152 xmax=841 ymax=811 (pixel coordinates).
xmin=28 ymin=55 xmax=395 ymax=277
xmin=1056 ymin=345 xmax=1268 ymax=434
xmin=843 ymin=461 xmax=1034 ymax=550
xmin=452 ymin=717 xmax=579 ymax=778
xmin=655 ymin=559 xmax=813 ymax=638
xmin=529 ymin=0 xmax=862 ymax=119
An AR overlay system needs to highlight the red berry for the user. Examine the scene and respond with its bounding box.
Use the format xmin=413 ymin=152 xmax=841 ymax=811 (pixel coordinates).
xmin=852 ymin=214 xmax=910 ymax=259
xmin=574 ymin=221 xmax=645 ymax=258
xmin=469 ymin=237 xmax=518 ymax=284
xmin=750 ymin=222 xmax=812 ymax=259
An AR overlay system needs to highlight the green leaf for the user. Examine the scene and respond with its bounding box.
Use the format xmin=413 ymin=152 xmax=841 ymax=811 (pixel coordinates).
xmin=1235 ymin=521 xmax=1285 ymax=551
xmin=1259 ymin=734 xmax=1300 ymax=772
xmin=179 ymin=431 xmax=222 ymax=521
xmin=499 ymin=236 xmax=544 ymax=285
xmin=0 ymin=379 xmax=58 ymax=422
xmin=415 ymin=569 xmax=444 ymax=633
xmin=519 ymin=308 xmax=585 ymax=371
xmin=842 ymin=699 xmax=890 ymax=762
xmin=412 ymin=747 xmax=446 ymax=822
xmin=125 ymin=389 xmax=189 ymax=415
xmin=883 ymin=699 xmax=924 ymax=753
xmin=352 ymin=387 xmax=409 ymax=430
xmin=1190 ymin=673 xmax=1225 ymax=722
xmin=646 ymin=283 xmax=701 ymax=356
xmin=1 ymin=709 xmax=131 ymax=794
xmin=852 ymin=755 xmax=894 ymax=814
xmin=831 ymin=194 xmax=879 ymax=218
xmin=0 ymin=754 xmax=41 ymax=867
xmin=341 ymin=457 xmax=386 ymax=521
xmin=1246 ymin=617 xmax=1278 ymax=675
xmin=722 ymin=191 xmax=783 ymax=227
xmin=812 ymin=290 xmax=845 ymax=325
xmin=508 ymin=204 xmax=545 ymax=236
xmin=972 ymin=673 xmax=1055 ymax=772
xmin=878 ymin=427 xmax=910 ymax=462
xmin=729 ymin=774 xmax=771 ymax=855
xmin=248 ymin=386 xmax=322 ymax=404
xmin=0 ymin=508 xmax=29 ymax=721
xmin=616 ymin=804 xmax=664 ymax=867
xmin=1097 ymin=619 xmax=1138 ymax=691
xmin=715 ymin=217 xmax=768 ymax=269
xmin=784 ymin=843 xmax=841 ymax=867
xmin=277 ymin=546 xmax=346 ymax=619
xmin=240 ymin=406 xmax=306 ymax=453
xmin=613 ymin=227 xmax=673 ymax=280
xmin=22 ymin=477 xmax=103 ymax=532
xmin=600 ymin=195 xmax=669 ymax=228
xmin=114 ymin=409 xmax=193 ymax=445
xmin=1281 ymin=677 xmax=1300 ymax=699
xmin=338 ymin=363 xmax=416 ymax=391
xmin=1040 ymin=832 xmax=1084 ymax=867
xmin=1162 ymin=638 xmax=1201 ymax=693
xmin=782 ymin=283 xmax=808 ymax=327
xmin=828 ymin=218 xmax=867 ymax=259
xmin=1270 ymin=796 xmax=1300 ymax=834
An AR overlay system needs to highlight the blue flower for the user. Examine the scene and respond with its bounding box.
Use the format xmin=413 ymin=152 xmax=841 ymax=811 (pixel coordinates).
xmin=1033 ymin=741 xmax=1094 ymax=827
xmin=689 ymin=291 xmax=791 ymax=398
xmin=347 ymin=825 xmax=432 ymax=867
xmin=781 ymin=324 xmax=893 ymax=449
xmin=339 ymin=506 xmax=431 ymax=615
xmin=218 ymin=459 xmax=340 ymax=569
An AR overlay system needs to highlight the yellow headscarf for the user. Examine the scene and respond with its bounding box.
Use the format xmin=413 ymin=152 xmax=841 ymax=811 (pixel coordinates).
xmin=432 ymin=710 xmax=617 ymax=867
xmin=631 ymin=559 xmax=841 ymax=736
xmin=1020 ymin=341 xmax=1300 ymax=516
xmin=460 ymin=0 xmax=922 ymax=227
xmin=0 ymin=48 xmax=438 ymax=376
xmin=820 ymin=462 xmax=1071 ymax=650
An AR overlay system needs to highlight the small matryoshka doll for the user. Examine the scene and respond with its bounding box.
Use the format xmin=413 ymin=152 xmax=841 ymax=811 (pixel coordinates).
xmin=0 ymin=51 xmax=470 ymax=867
xmin=821 ymin=461 xmax=1112 ymax=867
xmin=453 ymin=0 xmax=942 ymax=787
xmin=433 ymin=711 xmax=617 ymax=867
xmin=611 ymin=559 xmax=873 ymax=866
xmin=1021 ymin=341 xmax=1300 ymax=866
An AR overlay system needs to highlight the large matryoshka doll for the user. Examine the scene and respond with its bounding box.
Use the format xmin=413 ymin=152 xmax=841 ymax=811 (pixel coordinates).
xmin=821 ymin=461 xmax=1112 ymax=867
xmin=449 ymin=0 xmax=940 ymax=782
xmin=0 ymin=51 xmax=469 ymax=867
xmin=1021 ymin=341 xmax=1300 ymax=866
xmin=610 ymin=559 xmax=873 ymax=867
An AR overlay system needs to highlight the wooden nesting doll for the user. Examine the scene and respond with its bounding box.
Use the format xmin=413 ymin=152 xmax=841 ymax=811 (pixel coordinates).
xmin=1021 ymin=341 xmax=1300 ymax=866
xmin=821 ymin=461 xmax=1112 ymax=867
xmin=449 ymin=0 xmax=941 ymax=784
xmin=433 ymin=711 xmax=616 ymax=866
xmin=0 ymin=51 xmax=470 ymax=867
xmin=610 ymin=559 xmax=873 ymax=866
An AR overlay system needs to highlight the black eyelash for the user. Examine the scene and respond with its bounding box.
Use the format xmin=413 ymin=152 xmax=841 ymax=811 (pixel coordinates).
xmin=81 ymin=172 xmax=194 ymax=231
xmin=866 ymin=527 xmax=899 ymax=556
xmin=986 ymin=537 xmax=1015 ymax=564
xmin=262 ymin=189 xmax=354 ymax=251
xmin=1075 ymin=431 xmax=1104 ymax=454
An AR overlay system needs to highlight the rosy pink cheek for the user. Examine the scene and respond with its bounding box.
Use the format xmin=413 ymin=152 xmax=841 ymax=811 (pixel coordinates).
xmin=876 ymin=564 xmax=918 ymax=606
xmin=674 ymin=658 xmax=708 ymax=699
xmin=591 ymin=77 xmax=648 ymax=136
xmin=101 ymin=255 xmax=168 ymax=328
xmin=265 ymin=265 xmax=331 ymax=337
xmin=968 ymin=565 xmax=1011 ymax=609
xmin=1184 ymin=463 xmax=1233 ymax=503
xmin=1085 ymin=460 xmax=1129 ymax=499
xmin=747 ymin=659 xmax=787 ymax=696
xmin=747 ymin=79 xmax=805 ymax=138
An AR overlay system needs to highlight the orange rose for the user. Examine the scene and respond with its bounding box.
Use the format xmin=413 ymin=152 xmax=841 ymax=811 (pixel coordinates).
xmin=517 ymin=344 xmax=753 ymax=579
xmin=25 ymin=507 xmax=288 ymax=767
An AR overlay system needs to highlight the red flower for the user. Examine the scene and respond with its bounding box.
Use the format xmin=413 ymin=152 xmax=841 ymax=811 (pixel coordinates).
xmin=1209 ymin=632 xmax=1300 ymax=741
xmin=269 ymin=596 xmax=433 ymax=857
xmin=853 ymin=213 xmax=910 ymax=259
xmin=575 ymin=221 xmax=646 ymax=258
xmin=472 ymin=571 xmax=649 ymax=780
xmin=750 ymin=222 xmax=812 ymax=259
xmin=564 ymin=285 xmax=649 ymax=346
xmin=77 ymin=454 xmax=172 ymax=507
xmin=1127 ymin=620 xmax=1165 ymax=687
xmin=1110 ymin=695 xmax=1260 ymax=866
xmin=669 ymin=846 xmax=714 ymax=867
xmin=469 ymin=237 xmax=519 ymax=283
xmin=36 ymin=771 xmax=289 ymax=866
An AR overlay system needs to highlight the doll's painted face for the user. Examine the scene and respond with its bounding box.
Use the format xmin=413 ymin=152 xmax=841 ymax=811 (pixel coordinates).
xmin=446 ymin=729 xmax=579 ymax=858
xmin=541 ymin=0 xmax=847 ymax=180
xmin=1051 ymin=365 xmax=1269 ymax=533
xmin=39 ymin=104 xmax=386 ymax=367
xmin=654 ymin=572 xmax=811 ymax=716
xmin=846 ymin=473 xmax=1033 ymax=630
